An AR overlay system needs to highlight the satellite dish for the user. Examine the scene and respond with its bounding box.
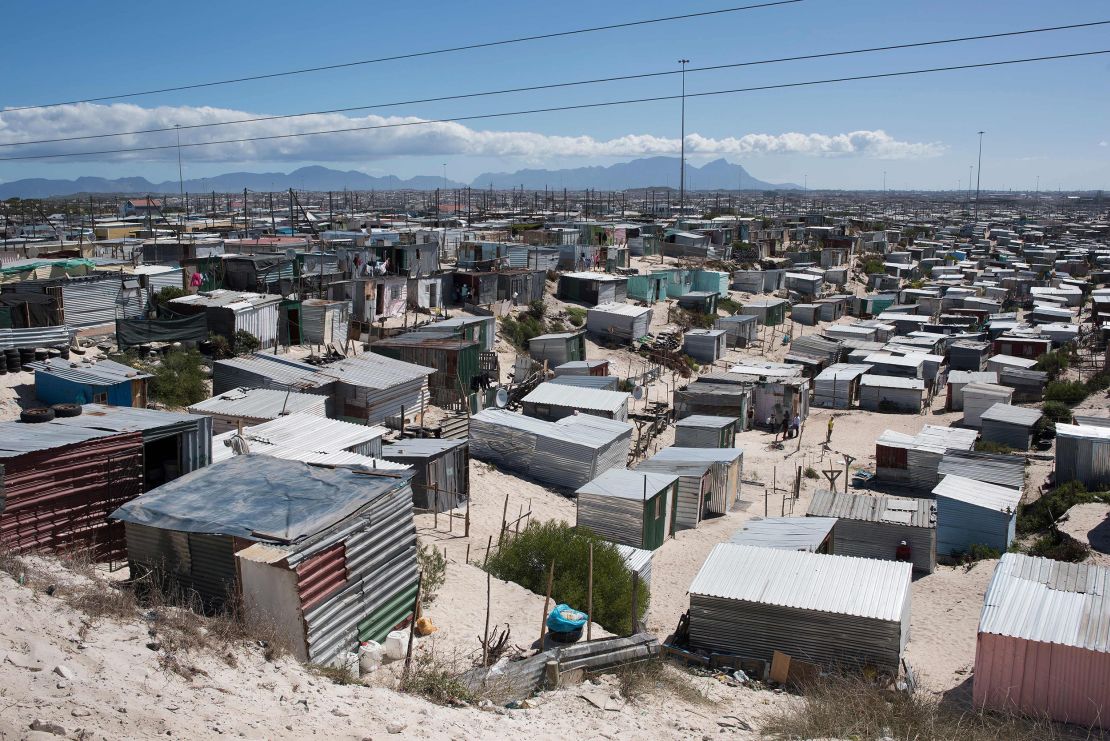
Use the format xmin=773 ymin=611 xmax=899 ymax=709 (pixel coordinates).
xmin=632 ymin=385 xmax=645 ymax=400
xmin=494 ymin=388 xmax=509 ymax=408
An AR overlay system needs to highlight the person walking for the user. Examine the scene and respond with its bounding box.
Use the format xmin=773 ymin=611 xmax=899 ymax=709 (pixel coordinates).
xmin=826 ymin=416 xmax=835 ymax=445
xmin=790 ymin=413 xmax=801 ymax=440
xmin=781 ymin=414 xmax=790 ymax=440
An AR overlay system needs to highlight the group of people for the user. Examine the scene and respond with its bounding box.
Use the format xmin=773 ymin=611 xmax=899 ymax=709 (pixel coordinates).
xmin=766 ymin=410 xmax=801 ymax=441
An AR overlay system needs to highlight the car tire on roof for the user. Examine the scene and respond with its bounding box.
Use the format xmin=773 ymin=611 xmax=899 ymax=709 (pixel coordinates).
xmin=51 ymin=403 xmax=82 ymax=418
xmin=20 ymin=407 xmax=56 ymax=424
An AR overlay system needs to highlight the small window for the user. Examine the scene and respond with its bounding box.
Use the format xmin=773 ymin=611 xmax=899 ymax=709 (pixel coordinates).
xmin=390 ymin=285 xmax=401 ymax=300
xmin=654 ymin=497 xmax=662 ymax=519
xmin=93 ymin=392 xmax=108 ymax=403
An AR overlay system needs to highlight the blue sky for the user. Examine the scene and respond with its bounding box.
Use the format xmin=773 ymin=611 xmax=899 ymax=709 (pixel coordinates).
xmin=0 ymin=0 xmax=1107 ymax=189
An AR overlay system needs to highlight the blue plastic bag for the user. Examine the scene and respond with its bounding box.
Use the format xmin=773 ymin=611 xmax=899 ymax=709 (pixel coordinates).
xmin=546 ymin=603 xmax=588 ymax=633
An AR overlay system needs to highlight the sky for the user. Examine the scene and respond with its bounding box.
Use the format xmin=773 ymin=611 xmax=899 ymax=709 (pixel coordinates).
xmin=0 ymin=0 xmax=1107 ymax=190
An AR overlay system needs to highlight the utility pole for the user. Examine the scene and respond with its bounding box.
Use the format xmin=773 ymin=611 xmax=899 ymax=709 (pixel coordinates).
xmin=974 ymin=131 xmax=985 ymax=221
xmin=677 ymin=59 xmax=689 ymax=230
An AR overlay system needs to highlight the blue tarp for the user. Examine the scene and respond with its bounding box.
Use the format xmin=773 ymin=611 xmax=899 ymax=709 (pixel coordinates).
xmin=546 ymin=604 xmax=588 ymax=633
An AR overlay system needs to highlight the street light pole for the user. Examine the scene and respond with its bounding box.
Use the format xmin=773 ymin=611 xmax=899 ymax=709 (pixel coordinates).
xmin=974 ymin=131 xmax=985 ymax=221
xmin=678 ymin=59 xmax=689 ymax=230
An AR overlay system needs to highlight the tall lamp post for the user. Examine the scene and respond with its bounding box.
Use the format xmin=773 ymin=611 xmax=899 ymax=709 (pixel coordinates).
xmin=677 ymin=59 xmax=689 ymax=229
xmin=974 ymin=131 xmax=985 ymax=221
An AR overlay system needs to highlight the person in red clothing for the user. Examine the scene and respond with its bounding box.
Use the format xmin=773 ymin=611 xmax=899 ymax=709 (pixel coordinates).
xmin=895 ymin=540 xmax=912 ymax=562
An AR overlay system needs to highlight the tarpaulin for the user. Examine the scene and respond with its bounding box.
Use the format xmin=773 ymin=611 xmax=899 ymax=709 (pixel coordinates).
xmin=116 ymin=313 xmax=208 ymax=347
xmin=0 ymin=293 xmax=58 ymax=327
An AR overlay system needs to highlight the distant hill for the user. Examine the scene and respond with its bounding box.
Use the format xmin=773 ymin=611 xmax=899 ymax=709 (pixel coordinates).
xmin=0 ymin=158 xmax=799 ymax=198
xmin=0 ymin=166 xmax=467 ymax=199
xmin=471 ymin=157 xmax=801 ymax=191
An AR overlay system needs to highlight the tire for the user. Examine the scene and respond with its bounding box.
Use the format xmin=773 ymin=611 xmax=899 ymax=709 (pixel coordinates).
xmin=51 ymin=403 xmax=82 ymax=418
xmin=20 ymin=407 xmax=56 ymax=424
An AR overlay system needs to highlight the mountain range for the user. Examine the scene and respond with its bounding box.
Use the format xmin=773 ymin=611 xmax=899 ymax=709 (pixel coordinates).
xmin=0 ymin=158 xmax=799 ymax=198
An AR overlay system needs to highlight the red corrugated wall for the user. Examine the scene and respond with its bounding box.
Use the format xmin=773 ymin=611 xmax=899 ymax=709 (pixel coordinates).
xmin=974 ymin=632 xmax=1110 ymax=728
xmin=296 ymin=543 xmax=348 ymax=611
xmin=0 ymin=432 xmax=144 ymax=559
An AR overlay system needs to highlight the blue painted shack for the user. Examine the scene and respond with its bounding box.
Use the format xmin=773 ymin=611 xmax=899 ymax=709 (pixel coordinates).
xmin=29 ymin=357 xmax=152 ymax=407
xmin=932 ymin=474 xmax=1021 ymax=558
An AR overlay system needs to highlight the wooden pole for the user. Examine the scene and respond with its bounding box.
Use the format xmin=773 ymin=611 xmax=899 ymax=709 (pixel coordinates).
xmin=586 ymin=543 xmax=594 ymax=642
xmin=498 ymin=491 xmax=510 ymax=546
xmin=482 ymin=534 xmax=493 ymax=569
xmin=465 ymin=497 xmax=471 ymax=537
xmin=630 ymin=572 xmax=639 ymax=636
xmin=482 ymin=567 xmax=492 ymax=666
xmin=402 ymin=570 xmax=423 ymax=678
xmin=539 ymin=560 xmax=554 ymax=648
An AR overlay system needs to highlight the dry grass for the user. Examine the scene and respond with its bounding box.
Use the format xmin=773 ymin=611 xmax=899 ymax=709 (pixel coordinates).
xmin=398 ymin=650 xmax=477 ymax=706
xmin=761 ymin=674 xmax=1072 ymax=741
xmin=615 ymin=659 xmax=712 ymax=707
xmin=311 ymin=663 xmax=362 ymax=686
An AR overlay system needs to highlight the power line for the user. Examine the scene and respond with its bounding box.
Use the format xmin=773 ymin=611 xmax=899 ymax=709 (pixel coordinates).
xmin=5 ymin=19 xmax=1105 ymax=149
xmin=2 ymin=49 xmax=1105 ymax=162
xmin=2 ymin=0 xmax=802 ymax=113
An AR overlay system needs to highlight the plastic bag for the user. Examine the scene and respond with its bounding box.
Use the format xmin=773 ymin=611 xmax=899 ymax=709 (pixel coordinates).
xmin=546 ymin=603 xmax=588 ymax=633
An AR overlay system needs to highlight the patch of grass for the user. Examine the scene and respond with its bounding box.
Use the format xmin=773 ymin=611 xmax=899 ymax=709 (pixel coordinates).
xmin=312 ymin=663 xmax=361 ymax=686
xmin=566 ymin=306 xmax=587 ymax=327
xmin=761 ymin=674 xmax=1066 ymax=741
xmin=1034 ymin=348 xmax=1072 ymax=379
xmin=1085 ymin=371 xmax=1110 ymax=393
xmin=398 ymin=653 xmax=475 ymax=705
xmin=803 ymin=466 xmax=819 ymax=480
xmin=1026 ymin=530 xmax=1091 ymax=562
xmin=1040 ymin=400 xmax=1072 ymax=425
xmin=615 ymin=659 xmax=711 ymax=706
xmin=718 ymin=297 xmax=743 ymax=315
xmin=485 ymin=521 xmax=648 ymax=635
xmin=860 ymin=257 xmax=884 ymax=275
xmin=503 ymin=313 xmax=548 ymax=351
xmin=1045 ymin=380 xmax=1088 ymax=406
xmin=975 ymin=440 xmax=1015 ymax=455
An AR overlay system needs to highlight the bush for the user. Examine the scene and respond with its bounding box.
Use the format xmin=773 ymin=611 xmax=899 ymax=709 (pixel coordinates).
xmin=566 ymin=306 xmax=587 ymax=327
xmin=975 ymin=440 xmax=1014 ymax=455
xmin=717 ymin=297 xmax=742 ymax=315
xmin=527 ymin=299 xmax=546 ymax=321
xmin=1086 ymin=371 xmax=1110 ymax=393
xmin=1026 ymin=530 xmax=1091 ymax=562
xmin=417 ymin=543 xmax=447 ymax=607
xmin=207 ymin=332 xmax=232 ymax=359
xmin=1034 ymin=348 xmax=1071 ymax=379
xmin=502 ymin=313 xmax=547 ymax=351
xmin=1017 ymin=481 xmax=1106 ymax=534
xmin=233 ymin=330 xmax=261 ymax=356
xmin=132 ymin=349 xmax=208 ymax=408
xmin=860 ymin=257 xmax=884 ymax=274
xmin=1040 ymin=400 xmax=1072 ymax=425
xmin=804 ymin=466 xmax=819 ymax=480
xmin=1045 ymin=380 xmax=1088 ymax=406
xmin=962 ymin=543 xmax=1001 ymax=564
xmin=485 ymin=521 xmax=648 ymax=635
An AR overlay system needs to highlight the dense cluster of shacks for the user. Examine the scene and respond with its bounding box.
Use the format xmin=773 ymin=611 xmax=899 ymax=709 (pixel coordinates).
xmin=3 ymin=194 xmax=1110 ymax=728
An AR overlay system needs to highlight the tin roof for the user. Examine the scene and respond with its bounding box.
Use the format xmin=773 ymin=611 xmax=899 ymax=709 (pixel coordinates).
xmin=112 ymin=455 xmax=404 ymax=545
xmin=688 ymin=543 xmax=912 ymax=621
xmin=1055 ymin=423 xmax=1110 ymax=441
xmin=729 ymin=517 xmax=837 ymax=551
xmin=575 ymin=468 xmax=678 ymax=500
xmin=979 ymin=553 xmax=1110 ymax=651
xmin=980 ymin=403 xmax=1042 ymax=427
xmin=589 ymin=302 xmax=652 ymax=318
xmin=938 ymin=450 xmax=1026 ymax=490
xmin=187 ymin=387 xmax=327 ymax=420
xmin=210 ymin=413 xmax=386 ymax=463
xmin=675 ymin=415 xmax=736 ymax=429
xmin=933 ymin=474 xmax=1022 ymax=512
xmin=380 ymin=438 xmax=467 ymax=459
xmin=27 ymin=357 xmax=152 ymax=384
xmin=522 ymin=382 xmax=629 ymax=413
xmin=808 ymin=490 xmax=935 ymax=528
xmin=651 ymin=446 xmax=743 ymax=464
xmin=860 ymin=375 xmax=925 ymax=390
xmin=170 ymin=290 xmax=282 ymax=310
xmin=322 ymin=351 xmax=435 ymax=389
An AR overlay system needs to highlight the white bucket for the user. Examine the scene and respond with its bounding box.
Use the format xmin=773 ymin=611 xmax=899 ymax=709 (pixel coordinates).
xmin=383 ymin=630 xmax=408 ymax=661
xmin=359 ymin=641 xmax=383 ymax=675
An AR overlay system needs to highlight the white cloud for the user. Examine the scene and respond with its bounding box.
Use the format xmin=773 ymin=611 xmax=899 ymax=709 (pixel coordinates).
xmin=1100 ymin=141 xmax=1108 ymax=147
xmin=0 ymin=103 xmax=944 ymax=163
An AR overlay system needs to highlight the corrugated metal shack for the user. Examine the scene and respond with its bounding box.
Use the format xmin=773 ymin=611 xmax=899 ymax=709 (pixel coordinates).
xmin=683 ymin=329 xmax=727 ymax=363
xmin=1055 ymin=423 xmax=1110 ymax=489
xmin=674 ymin=381 xmax=752 ymax=427
xmin=676 ymin=291 xmax=719 ymax=315
xmin=575 ymin=469 xmax=679 ymax=550
xmin=938 ymin=450 xmax=1026 ymax=491
xmin=211 ymin=413 xmax=387 ymax=464
xmin=785 ymin=336 xmax=843 ymax=376
xmin=687 ymin=544 xmax=912 ymax=673
xmin=980 ymin=404 xmax=1042 ymax=451
xmin=790 ymin=303 xmax=820 ymax=326
xmin=875 ymin=425 xmax=978 ymax=490
xmin=725 ymin=362 xmax=810 ymax=425
xmin=739 ymin=298 xmax=787 ymax=326
xmin=552 ymin=359 xmax=609 ymax=377
xmin=496 ymin=269 xmax=546 ymax=305
xmin=674 ymin=415 xmax=737 ymax=448
xmin=635 ymin=456 xmax=711 ymax=531
xmin=650 ymin=446 xmax=743 ymax=515
xmin=962 ymin=383 xmax=1014 ymax=428
xmin=946 ymin=371 xmax=998 ymax=411
xmin=411 ymin=315 xmax=496 ymax=352
xmin=370 ymin=333 xmax=479 ymax=403
xmin=521 ymin=382 xmax=630 ymax=422
xmin=0 ymin=405 xmax=211 ymax=557
xmin=713 ymin=314 xmax=758 ymax=347
xmin=729 ymin=517 xmax=836 ymax=552
xmin=858 ymin=375 xmax=925 ymax=413
xmin=586 ymin=303 xmax=652 ymax=343
xmin=807 ymin=490 xmax=936 ymax=574
xmin=546 ymin=375 xmax=620 ymax=392
xmin=557 ymin=272 xmax=628 ymax=306
xmin=997 ymin=367 xmax=1047 ymax=402
xmin=468 ymin=409 xmax=633 ymax=490
xmin=380 ymin=438 xmax=469 ymax=511
xmin=29 ymin=357 xmax=152 ymax=407
xmin=112 ymin=455 xmax=418 ymax=665
xmin=169 ymin=290 xmax=281 ymax=349
xmin=188 ymin=386 xmax=328 ymax=433
xmin=298 ymin=299 xmax=351 ymax=347
xmin=626 ymin=273 xmax=667 ymax=304
xmin=933 ymin=474 xmax=1021 ymax=557
xmin=974 ymin=554 xmax=1110 ymax=728
xmin=948 ymin=340 xmax=991 ymax=371
xmin=812 ymin=364 xmax=870 ymax=409
xmin=212 ymin=353 xmax=337 ymax=396
xmin=528 ymin=331 xmax=586 ymax=366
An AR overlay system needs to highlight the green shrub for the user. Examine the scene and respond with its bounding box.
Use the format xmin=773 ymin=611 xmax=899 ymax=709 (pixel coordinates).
xmin=804 ymin=466 xmax=819 ymax=480
xmin=1040 ymin=400 xmax=1073 ymax=425
xmin=975 ymin=440 xmax=1014 ymax=455
xmin=503 ymin=313 xmax=547 ymax=351
xmin=416 ymin=544 xmax=447 ymax=607
xmin=132 ymin=349 xmax=208 ymax=408
xmin=1026 ymin=530 xmax=1091 ymax=562
xmin=1034 ymin=348 xmax=1072 ymax=379
xmin=207 ymin=332 xmax=233 ymax=359
xmin=233 ymin=330 xmax=261 ymax=356
xmin=1016 ymin=481 xmax=1106 ymax=534
xmin=566 ymin=306 xmax=587 ymax=327
xmin=717 ymin=297 xmax=743 ymax=315
xmin=485 ymin=521 xmax=648 ymax=635
xmin=1086 ymin=371 xmax=1110 ymax=393
xmin=1045 ymin=380 xmax=1088 ymax=406
xmin=861 ymin=257 xmax=884 ymax=274
xmin=527 ymin=299 xmax=547 ymax=321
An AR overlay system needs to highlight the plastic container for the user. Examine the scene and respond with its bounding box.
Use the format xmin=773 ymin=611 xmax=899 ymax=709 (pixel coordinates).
xmin=383 ymin=630 xmax=408 ymax=661
xmin=358 ymin=641 xmax=383 ymax=675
